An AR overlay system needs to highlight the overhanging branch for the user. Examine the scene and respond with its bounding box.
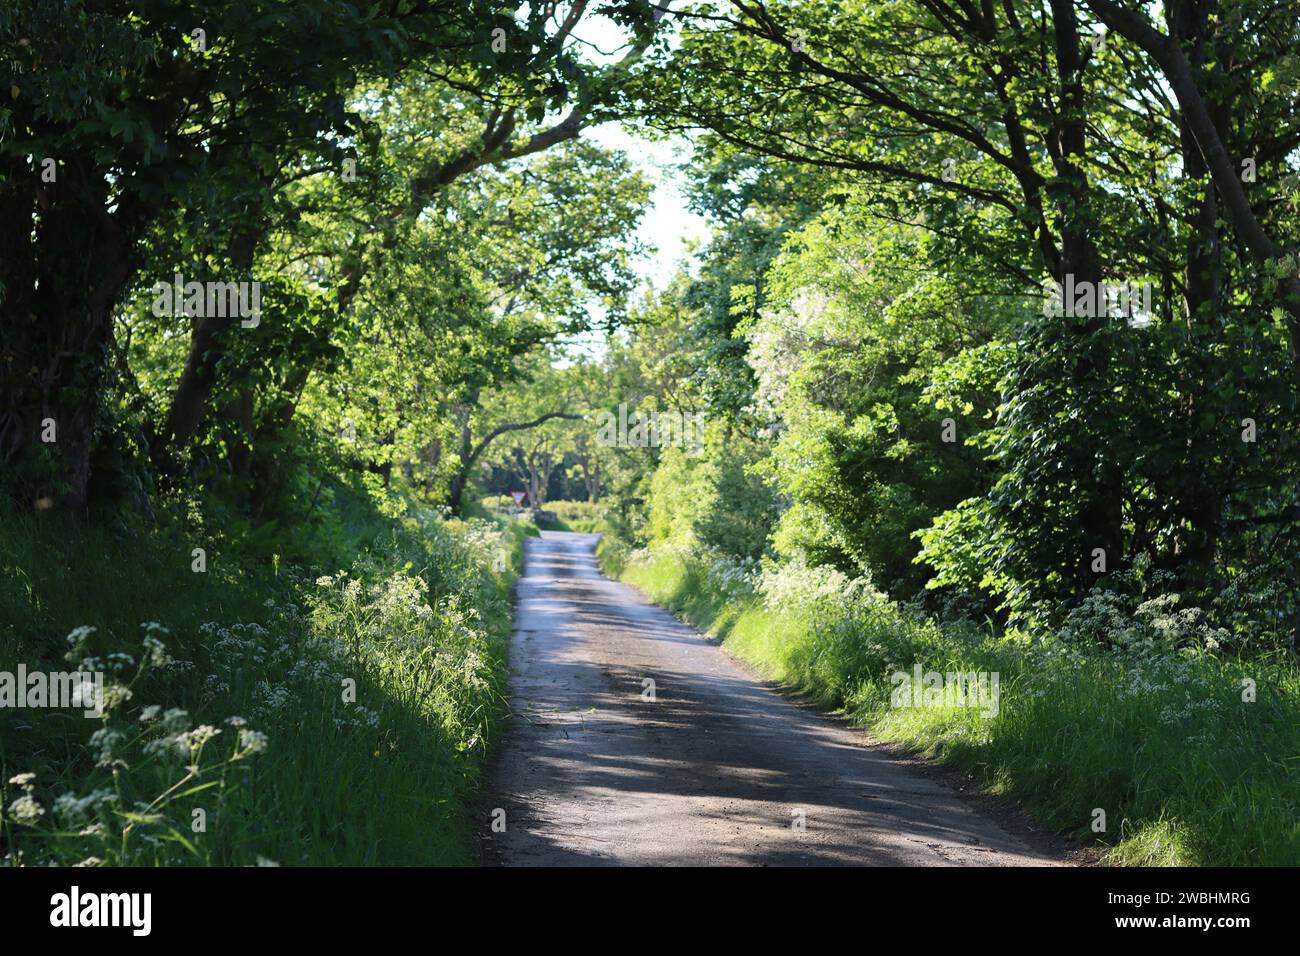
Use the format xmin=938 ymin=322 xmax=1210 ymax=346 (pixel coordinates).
xmin=467 ymin=411 xmax=582 ymax=467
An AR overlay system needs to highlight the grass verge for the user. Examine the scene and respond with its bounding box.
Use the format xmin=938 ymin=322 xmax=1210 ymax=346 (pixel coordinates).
xmin=0 ymin=481 xmax=529 ymax=866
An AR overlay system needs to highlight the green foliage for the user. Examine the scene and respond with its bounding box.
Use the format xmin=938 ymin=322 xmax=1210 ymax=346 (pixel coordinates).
xmin=11 ymin=0 xmax=1300 ymax=872
xmin=749 ymin=211 xmax=1014 ymax=597
xmin=529 ymin=500 xmax=608 ymax=532
xmin=624 ymin=0 xmax=1300 ymax=628
xmin=0 ymin=491 xmax=528 ymax=865
xmin=1 ymin=0 xmax=660 ymax=513
xmin=645 ymin=426 xmax=777 ymax=561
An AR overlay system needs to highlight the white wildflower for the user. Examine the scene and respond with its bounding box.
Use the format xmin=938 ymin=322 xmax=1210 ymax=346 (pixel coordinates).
xmin=52 ymin=789 xmax=116 ymax=825
xmin=238 ymin=729 xmax=269 ymax=755
xmin=89 ymin=727 xmax=126 ymax=767
xmin=101 ymin=683 xmax=133 ymax=710
xmin=6 ymin=794 xmax=45 ymax=825
xmin=65 ymin=625 xmax=97 ymax=647
xmin=142 ymin=633 xmax=172 ymax=667
xmin=181 ymin=724 xmax=222 ymax=752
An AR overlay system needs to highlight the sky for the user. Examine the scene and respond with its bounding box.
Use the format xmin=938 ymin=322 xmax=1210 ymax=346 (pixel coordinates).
xmin=584 ymin=121 xmax=711 ymax=290
xmin=551 ymin=8 xmax=712 ymax=359
xmin=570 ymin=7 xmax=710 ymax=290
xmin=555 ymin=122 xmax=709 ymax=363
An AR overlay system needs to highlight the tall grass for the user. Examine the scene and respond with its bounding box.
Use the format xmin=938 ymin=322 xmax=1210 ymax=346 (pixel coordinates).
xmin=607 ymin=545 xmax=1300 ymax=866
xmin=0 ymin=485 xmax=527 ymax=866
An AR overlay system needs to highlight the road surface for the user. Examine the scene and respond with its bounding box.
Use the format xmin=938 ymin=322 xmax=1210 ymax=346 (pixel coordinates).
xmin=484 ymin=531 xmax=1061 ymax=866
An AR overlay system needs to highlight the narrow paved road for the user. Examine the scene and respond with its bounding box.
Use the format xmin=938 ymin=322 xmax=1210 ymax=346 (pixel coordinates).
xmin=485 ymin=531 xmax=1060 ymax=866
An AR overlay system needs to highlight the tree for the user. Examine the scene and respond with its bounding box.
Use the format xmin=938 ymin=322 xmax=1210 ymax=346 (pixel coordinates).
xmin=0 ymin=0 xmax=665 ymax=512
xmin=1 ymin=0 xmax=509 ymax=508
xmin=747 ymin=210 xmax=1015 ymax=596
xmin=628 ymin=0 xmax=1300 ymax=615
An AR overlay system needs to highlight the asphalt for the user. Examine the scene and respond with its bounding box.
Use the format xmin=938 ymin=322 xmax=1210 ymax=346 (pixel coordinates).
xmin=483 ymin=531 xmax=1062 ymax=866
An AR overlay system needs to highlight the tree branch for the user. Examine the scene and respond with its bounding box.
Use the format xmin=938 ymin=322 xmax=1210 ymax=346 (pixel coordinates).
xmin=467 ymin=411 xmax=581 ymax=468
xmin=1085 ymin=0 xmax=1300 ymax=372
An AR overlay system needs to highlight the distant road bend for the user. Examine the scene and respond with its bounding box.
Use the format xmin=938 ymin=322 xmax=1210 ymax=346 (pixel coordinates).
xmin=487 ymin=531 xmax=1062 ymax=866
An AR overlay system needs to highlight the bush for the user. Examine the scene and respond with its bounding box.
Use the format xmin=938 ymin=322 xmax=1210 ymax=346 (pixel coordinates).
xmin=644 ymin=427 xmax=777 ymax=560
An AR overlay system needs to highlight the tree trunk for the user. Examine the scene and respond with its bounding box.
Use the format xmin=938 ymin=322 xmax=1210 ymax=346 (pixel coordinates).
xmin=152 ymin=229 xmax=263 ymax=474
xmin=1 ymin=156 xmax=144 ymax=511
xmin=1049 ymin=0 xmax=1124 ymax=591
xmin=1166 ymin=0 xmax=1228 ymax=572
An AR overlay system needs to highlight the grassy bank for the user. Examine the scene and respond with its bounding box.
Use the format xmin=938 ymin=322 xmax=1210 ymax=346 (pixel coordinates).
xmin=0 ymin=482 xmax=533 ymax=866
xmin=480 ymin=498 xmax=608 ymax=533
xmin=599 ymin=540 xmax=1300 ymax=866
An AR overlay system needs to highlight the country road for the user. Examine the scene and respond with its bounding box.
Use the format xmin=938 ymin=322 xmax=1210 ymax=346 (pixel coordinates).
xmin=484 ymin=531 xmax=1063 ymax=866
